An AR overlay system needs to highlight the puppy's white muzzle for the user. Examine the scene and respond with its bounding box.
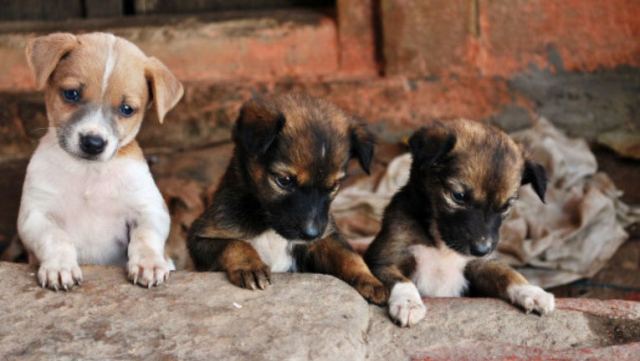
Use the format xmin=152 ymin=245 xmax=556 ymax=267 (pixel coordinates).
xmin=61 ymin=108 xmax=119 ymax=161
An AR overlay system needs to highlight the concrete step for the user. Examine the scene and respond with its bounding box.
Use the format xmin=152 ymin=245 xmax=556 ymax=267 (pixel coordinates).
xmin=0 ymin=262 xmax=639 ymax=360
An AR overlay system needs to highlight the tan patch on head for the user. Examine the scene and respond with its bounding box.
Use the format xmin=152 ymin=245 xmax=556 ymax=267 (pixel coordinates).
xmin=262 ymin=93 xmax=352 ymax=188
xmin=275 ymin=93 xmax=350 ymax=135
xmin=32 ymin=32 xmax=181 ymax=155
xmin=276 ymin=93 xmax=350 ymax=177
xmin=447 ymin=119 xmax=524 ymax=205
xmin=46 ymin=34 xmax=149 ymax=142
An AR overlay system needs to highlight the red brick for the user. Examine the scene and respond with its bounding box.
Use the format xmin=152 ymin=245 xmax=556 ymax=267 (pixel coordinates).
xmin=0 ymin=75 xmax=528 ymax=160
xmin=381 ymin=0 xmax=474 ymax=77
xmin=0 ymin=10 xmax=339 ymax=92
xmin=302 ymin=76 xmax=525 ymax=136
xmin=337 ymin=0 xmax=379 ymax=76
xmin=475 ymin=0 xmax=640 ymax=76
xmin=379 ymin=0 xmax=640 ymax=77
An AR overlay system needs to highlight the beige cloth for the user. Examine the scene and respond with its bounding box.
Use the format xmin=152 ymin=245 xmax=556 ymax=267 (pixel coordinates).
xmin=332 ymin=118 xmax=640 ymax=288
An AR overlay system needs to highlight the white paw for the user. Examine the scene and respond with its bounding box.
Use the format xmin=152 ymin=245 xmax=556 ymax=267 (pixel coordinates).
xmin=507 ymin=284 xmax=555 ymax=315
xmin=388 ymin=282 xmax=426 ymax=327
xmin=37 ymin=260 xmax=83 ymax=291
xmin=127 ymin=254 xmax=171 ymax=288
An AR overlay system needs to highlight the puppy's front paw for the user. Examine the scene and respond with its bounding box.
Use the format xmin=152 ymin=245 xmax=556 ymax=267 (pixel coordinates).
xmin=227 ymin=261 xmax=271 ymax=290
xmin=388 ymin=282 xmax=426 ymax=327
xmin=352 ymin=274 xmax=388 ymax=305
xmin=37 ymin=260 xmax=83 ymax=291
xmin=127 ymin=255 xmax=171 ymax=288
xmin=507 ymin=284 xmax=555 ymax=315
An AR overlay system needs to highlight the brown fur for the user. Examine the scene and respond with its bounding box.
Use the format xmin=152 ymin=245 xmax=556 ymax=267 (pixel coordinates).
xmin=31 ymin=32 xmax=183 ymax=154
xmin=188 ymin=93 xmax=386 ymax=305
xmin=366 ymin=118 xmax=548 ymax=305
xmin=464 ymin=259 xmax=528 ymax=299
xmin=221 ymin=240 xmax=271 ymax=290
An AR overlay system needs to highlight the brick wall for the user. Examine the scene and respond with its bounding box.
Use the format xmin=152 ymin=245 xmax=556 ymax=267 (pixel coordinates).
xmin=0 ymin=0 xmax=638 ymax=245
xmin=0 ymin=0 xmax=637 ymax=148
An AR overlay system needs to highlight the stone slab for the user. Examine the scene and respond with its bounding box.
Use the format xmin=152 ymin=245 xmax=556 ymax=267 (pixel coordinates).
xmin=1 ymin=262 xmax=639 ymax=360
xmin=0 ymin=262 xmax=370 ymax=361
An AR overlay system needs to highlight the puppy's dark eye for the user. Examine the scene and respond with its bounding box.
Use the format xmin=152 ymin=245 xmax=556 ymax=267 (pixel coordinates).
xmin=62 ymin=89 xmax=81 ymax=103
xmin=451 ymin=191 xmax=466 ymax=204
xmin=119 ymin=103 xmax=135 ymax=117
xmin=500 ymin=198 xmax=516 ymax=214
xmin=275 ymin=175 xmax=296 ymax=190
xmin=330 ymin=180 xmax=341 ymax=192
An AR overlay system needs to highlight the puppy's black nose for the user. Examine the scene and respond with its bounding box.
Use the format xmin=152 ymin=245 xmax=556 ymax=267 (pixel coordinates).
xmin=470 ymin=240 xmax=492 ymax=256
xmin=300 ymin=222 xmax=321 ymax=240
xmin=80 ymin=134 xmax=107 ymax=155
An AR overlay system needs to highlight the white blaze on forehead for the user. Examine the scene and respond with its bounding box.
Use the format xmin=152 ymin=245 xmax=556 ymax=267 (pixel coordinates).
xmin=78 ymin=109 xmax=109 ymax=135
xmin=101 ymin=34 xmax=117 ymax=97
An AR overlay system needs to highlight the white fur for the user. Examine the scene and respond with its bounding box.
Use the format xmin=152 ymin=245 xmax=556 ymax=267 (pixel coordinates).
xmin=388 ymin=282 xmax=426 ymax=327
xmin=69 ymin=109 xmax=119 ymax=160
xmin=18 ymin=131 xmax=171 ymax=290
xmin=247 ymin=230 xmax=298 ymax=272
xmin=409 ymin=244 xmax=470 ymax=297
xmin=101 ymin=34 xmax=117 ymax=97
xmin=507 ymin=283 xmax=555 ymax=314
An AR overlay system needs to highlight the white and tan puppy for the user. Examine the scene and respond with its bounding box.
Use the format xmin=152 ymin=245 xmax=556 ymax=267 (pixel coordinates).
xmin=17 ymin=32 xmax=183 ymax=290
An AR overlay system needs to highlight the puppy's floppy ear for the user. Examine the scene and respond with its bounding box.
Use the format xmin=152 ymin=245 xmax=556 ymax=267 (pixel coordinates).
xmin=145 ymin=57 xmax=184 ymax=124
xmin=522 ymin=159 xmax=547 ymax=202
xmin=26 ymin=32 xmax=78 ymax=90
xmin=349 ymin=122 xmax=375 ymax=174
xmin=408 ymin=123 xmax=456 ymax=167
xmin=233 ymin=97 xmax=285 ymax=156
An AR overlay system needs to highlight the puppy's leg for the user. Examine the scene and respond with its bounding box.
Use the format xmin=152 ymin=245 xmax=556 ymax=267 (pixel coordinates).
xmin=189 ymin=233 xmax=271 ymax=290
xmin=221 ymin=240 xmax=271 ymax=290
xmin=465 ymin=259 xmax=555 ymax=314
xmin=370 ymin=264 xmax=425 ymax=327
xmin=128 ymin=227 xmax=171 ymax=288
xmin=127 ymin=203 xmax=173 ymax=288
xmin=301 ymin=235 xmax=387 ymax=305
xmin=18 ymin=211 xmax=82 ymax=291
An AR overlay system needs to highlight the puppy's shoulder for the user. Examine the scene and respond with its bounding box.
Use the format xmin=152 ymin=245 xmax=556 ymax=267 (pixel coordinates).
xmin=381 ymin=190 xmax=422 ymax=234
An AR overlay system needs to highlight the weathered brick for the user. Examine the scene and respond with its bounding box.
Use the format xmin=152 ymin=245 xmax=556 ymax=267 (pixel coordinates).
xmin=476 ymin=0 xmax=640 ymax=75
xmin=380 ymin=0 xmax=640 ymax=77
xmin=381 ymin=0 xmax=474 ymax=76
xmin=0 ymin=75 xmax=519 ymax=160
xmin=0 ymin=10 xmax=339 ymax=92
xmin=337 ymin=0 xmax=379 ymax=76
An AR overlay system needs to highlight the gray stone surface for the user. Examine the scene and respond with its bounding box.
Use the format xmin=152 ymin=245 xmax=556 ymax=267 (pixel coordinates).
xmin=1 ymin=262 xmax=639 ymax=361
xmin=366 ymin=298 xmax=640 ymax=361
xmin=509 ymin=67 xmax=640 ymax=141
xmin=0 ymin=262 xmax=369 ymax=361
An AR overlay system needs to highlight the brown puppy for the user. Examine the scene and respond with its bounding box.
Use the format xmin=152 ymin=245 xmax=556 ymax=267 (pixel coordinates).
xmin=365 ymin=119 xmax=554 ymax=327
xmin=188 ymin=93 xmax=386 ymax=304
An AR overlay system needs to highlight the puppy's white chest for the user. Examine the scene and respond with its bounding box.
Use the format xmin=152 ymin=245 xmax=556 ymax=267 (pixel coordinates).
xmin=409 ymin=244 xmax=469 ymax=297
xmin=248 ymin=230 xmax=297 ymax=273
xmin=21 ymin=138 xmax=137 ymax=265
xmin=54 ymin=166 xmax=130 ymax=264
